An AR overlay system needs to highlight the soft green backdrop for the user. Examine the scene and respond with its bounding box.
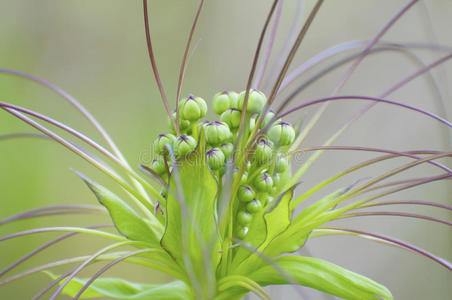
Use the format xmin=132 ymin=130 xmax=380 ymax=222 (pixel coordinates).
xmin=1 ymin=1 xmax=451 ymax=299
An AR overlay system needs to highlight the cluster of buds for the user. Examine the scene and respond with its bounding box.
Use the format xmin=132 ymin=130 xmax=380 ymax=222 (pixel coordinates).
xmin=150 ymin=90 xmax=296 ymax=239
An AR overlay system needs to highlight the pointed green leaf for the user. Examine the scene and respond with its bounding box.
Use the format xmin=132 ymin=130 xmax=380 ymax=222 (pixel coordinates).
xmin=262 ymin=186 xmax=348 ymax=258
xmin=248 ymin=256 xmax=393 ymax=300
xmin=161 ymin=131 xmax=220 ymax=295
xmin=44 ymin=272 xmax=191 ymax=300
xmin=77 ymin=171 xmax=160 ymax=247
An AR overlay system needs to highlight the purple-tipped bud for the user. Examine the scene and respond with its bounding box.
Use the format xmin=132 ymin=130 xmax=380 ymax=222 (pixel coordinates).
xmin=238 ymin=185 xmax=256 ymax=202
xmin=205 ymin=121 xmax=232 ymax=146
xmin=179 ymin=95 xmax=207 ymax=121
xmin=267 ymin=121 xmax=295 ymax=146
xmin=174 ymin=134 xmax=197 ymax=158
xmin=154 ymin=133 xmax=176 ymax=155
xmin=254 ymin=172 xmax=273 ymax=192
xmin=206 ymin=148 xmax=225 ymax=170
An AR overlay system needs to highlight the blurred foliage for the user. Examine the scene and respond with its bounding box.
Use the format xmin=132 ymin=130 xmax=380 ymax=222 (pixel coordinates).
xmin=1 ymin=1 xmax=451 ymax=299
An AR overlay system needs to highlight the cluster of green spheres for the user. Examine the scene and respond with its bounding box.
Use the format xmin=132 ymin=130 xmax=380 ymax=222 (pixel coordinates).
xmin=150 ymin=90 xmax=296 ymax=239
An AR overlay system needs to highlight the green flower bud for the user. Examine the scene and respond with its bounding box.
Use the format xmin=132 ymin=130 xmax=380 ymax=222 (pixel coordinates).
xmin=275 ymin=154 xmax=289 ymax=173
xmin=238 ymin=210 xmax=253 ymax=225
xmin=149 ymin=158 xmax=166 ymax=176
xmin=254 ymin=172 xmax=273 ymax=192
xmin=220 ymin=108 xmax=241 ymax=130
xmin=253 ymin=139 xmax=273 ymax=165
xmin=246 ymin=199 xmax=263 ymax=213
xmin=206 ymin=148 xmax=225 ymax=171
xmin=154 ymin=133 xmax=176 ymax=155
xmin=267 ymin=121 xmax=295 ymax=146
xmin=228 ymin=91 xmax=240 ymax=108
xmin=220 ymin=143 xmax=234 ymax=159
xmin=238 ymin=185 xmax=255 ymax=202
xmin=205 ymin=121 xmax=232 ymax=146
xmin=212 ymin=91 xmax=233 ymax=115
xmin=179 ymin=95 xmax=207 ymax=121
xmin=238 ymin=90 xmax=267 ymax=115
xmin=168 ymin=112 xmax=190 ymax=133
xmin=237 ymin=226 xmax=249 ymax=239
xmin=174 ymin=135 xmax=197 ymax=158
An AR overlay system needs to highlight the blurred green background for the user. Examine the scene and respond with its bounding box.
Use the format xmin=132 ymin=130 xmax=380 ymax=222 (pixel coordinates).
xmin=1 ymin=0 xmax=451 ymax=299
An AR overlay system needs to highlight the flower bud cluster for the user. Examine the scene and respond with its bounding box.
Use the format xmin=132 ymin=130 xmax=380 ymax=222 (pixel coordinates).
xmin=150 ymin=90 xmax=297 ymax=239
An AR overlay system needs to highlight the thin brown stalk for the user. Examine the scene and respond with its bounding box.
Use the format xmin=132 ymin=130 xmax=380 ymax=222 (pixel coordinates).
xmin=143 ymin=0 xmax=177 ymax=133
xmin=175 ymin=0 xmax=205 ymax=133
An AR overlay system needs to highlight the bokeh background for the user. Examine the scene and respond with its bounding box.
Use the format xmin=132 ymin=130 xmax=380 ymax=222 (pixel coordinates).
xmin=1 ymin=0 xmax=451 ymax=299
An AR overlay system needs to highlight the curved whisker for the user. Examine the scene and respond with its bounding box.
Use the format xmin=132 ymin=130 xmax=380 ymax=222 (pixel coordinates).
xmin=337 ymin=211 xmax=452 ymax=227
xmin=236 ymin=0 xmax=280 ymax=143
xmin=359 ymin=200 xmax=452 ymax=211
xmin=293 ymin=146 xmax=451 ymax=173
xmin=279 ymin=40 xmax=452 ymax=94
xmin=276 ymin=95 xmax=452 ymax=129
xmin=49 ymin=241 xmax=146 ymax=300
xmin=231 ymin=239 xmax=306 ymax=298
xmin=0 ymin=255 xmax=103 ymax=286
xmin=0 ymin=205 xmax=106 ymax=226
xmin=1 ymin=106 xmax=161 ymax=217
xmin=142 ymin=0 xmax=176 ymax=131
xmin=254 ymin=0 xmax=284 ymax=90
xmin=73 ymin=249 xmax=158 ymax=300
xmin=0 ymin=68 xmax=152 ymax=201
xmin=0 ymin=251 xmax=139 ymax=286
xmin=175 ymin=0 xmax=205 ymax=133
xmin=0 ymin=225 xmax=121 ymax=243
xmin=331 ymin=0 xmax=419 ymax=95
xmin=0 ymin=102 xmax=160 ymax=201
xmin=359 ymin=175 xmax=452 ymax=194
xmin=0 ymin=224 xmax=111 ymax=278
xmin=319 ymin=226 xmax=452 ymax=271
xmin=0 ymin=132 xmax=51 ymax=141
xmin=32 ymin=268 xmax=78 ymax=300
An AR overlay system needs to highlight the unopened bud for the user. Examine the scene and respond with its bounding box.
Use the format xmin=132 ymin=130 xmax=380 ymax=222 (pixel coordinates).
xmin=174 ymin=135 xmax=197 ymax=158
xmin=238 ymin=185 xmax=256 ymax=203
xmin=267 ymin=121 xmax=295 ymax=146
xmin=154 ymin=133 xmax=176 ymax=155
xmin=205 ymin=121 xmax=232 ymax=146
xmin=238 ymin=90 xmax=267 ymax=115
xmin=206 ymin=148 xmax=225 ymax=171
xmin=179 ymin=95 xmax=207 ymax=121
xmin=254 ymin=172 xmax=273 ymax=192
